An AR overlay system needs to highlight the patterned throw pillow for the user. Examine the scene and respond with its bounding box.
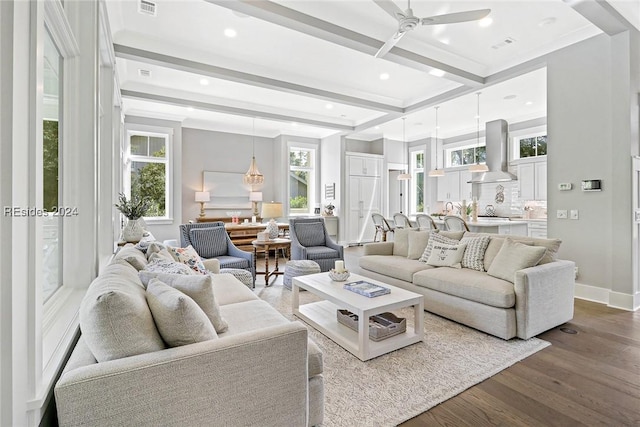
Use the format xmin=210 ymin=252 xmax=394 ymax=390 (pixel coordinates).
xmin=426 ymin=242 xmax=467 ymax=269
xmin=419 ymin=232 xmax=461 ymax=263
xmin=143 ymin=258 xmax=195 ymax=276
xmin=167 ymin=245 xmax=207 ymax=275
xmin=460 ymin=235 xmax=491 ymax=271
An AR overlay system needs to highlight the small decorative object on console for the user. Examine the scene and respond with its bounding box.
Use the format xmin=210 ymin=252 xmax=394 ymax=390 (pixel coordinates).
xmin=343 ymin=280 xmax=390 ymax=297
xmin=337 ymin=310 xmax=406 ymax=341
xmin=328 ymin=269 xmax=350 ymax=282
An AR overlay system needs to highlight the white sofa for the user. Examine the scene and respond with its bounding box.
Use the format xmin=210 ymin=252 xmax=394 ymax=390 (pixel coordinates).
xmin=54 ymin=245 xmax=324 ymax=426
xmin=359 ymin=229 xmax=575 ymax=340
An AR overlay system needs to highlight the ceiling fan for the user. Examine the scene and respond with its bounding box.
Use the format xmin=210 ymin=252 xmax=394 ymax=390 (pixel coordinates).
xmin=373 ymin=0 xmax=491 ymax=58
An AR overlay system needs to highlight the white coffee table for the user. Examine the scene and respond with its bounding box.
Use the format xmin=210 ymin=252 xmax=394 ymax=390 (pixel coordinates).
xmin=292 ymin=272 xmax=424 ymax=361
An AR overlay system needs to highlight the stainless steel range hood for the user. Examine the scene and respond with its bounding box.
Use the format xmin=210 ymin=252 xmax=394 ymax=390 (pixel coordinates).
xmin=470 ymin=119 xmax=517 ymax=183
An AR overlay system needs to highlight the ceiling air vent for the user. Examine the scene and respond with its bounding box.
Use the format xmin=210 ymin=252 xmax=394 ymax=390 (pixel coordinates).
xmin=491 ymin=37 xmax=516 ymax=50
xmin=138 ymin=69 xmax=152 ymax=78
xmin=138 ymin=0 xmax=157 ymax=16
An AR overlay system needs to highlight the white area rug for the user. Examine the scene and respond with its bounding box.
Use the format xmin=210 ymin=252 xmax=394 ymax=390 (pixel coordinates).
xmin=257 ymin=285 xmax=550 ymax=427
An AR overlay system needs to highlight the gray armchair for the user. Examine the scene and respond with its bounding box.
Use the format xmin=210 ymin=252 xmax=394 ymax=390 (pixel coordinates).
xmin=289 ymin=217 xmax=344 ymax=272
xmin=179 ymin=222 xmax=255 ymax=285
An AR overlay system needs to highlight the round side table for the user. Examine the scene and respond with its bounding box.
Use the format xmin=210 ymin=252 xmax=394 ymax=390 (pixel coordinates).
xmin=251 ymin=238 xmax=291 ymax=286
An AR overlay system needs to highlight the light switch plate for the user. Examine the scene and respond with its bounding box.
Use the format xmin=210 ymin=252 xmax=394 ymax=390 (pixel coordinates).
xmin=558 ymin=183 xmax=572 ymax=191
xmin=570 ymin=210 xmax=579 ymax=220
xmin=557 ymin=210 xmax=568 ymax=219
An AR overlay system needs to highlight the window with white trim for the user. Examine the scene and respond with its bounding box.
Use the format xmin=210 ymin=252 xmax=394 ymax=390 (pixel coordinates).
xmin=446 ymin=142 xmax=486 ymax=167
xmin=516 ymin=134 xmax=547 ymax=159
xmin=125 ymin=129 xmax=172 ymax=220
xmin=410 ymin=149 xmax=425 ymax=213
xmin=289 ymin=146 xmax=316 ymax=214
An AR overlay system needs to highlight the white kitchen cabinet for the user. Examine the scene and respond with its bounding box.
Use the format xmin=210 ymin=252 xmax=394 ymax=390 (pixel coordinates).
xmin=436 ymin=170 xmax=473 ymax=201
xmin=459 ymin=170 xmax=473 ymax=201
xmin=345 ymin=154 xmax=383 ymax=244
xmin=527 ymin=221 xmax=547 ymax=238
xmin=518 ymin=159 xmax=547 ymax=201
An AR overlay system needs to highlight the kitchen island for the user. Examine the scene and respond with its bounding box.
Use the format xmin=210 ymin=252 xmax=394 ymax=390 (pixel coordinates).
xmin=433 ymin=217 xmax=529 ymax=236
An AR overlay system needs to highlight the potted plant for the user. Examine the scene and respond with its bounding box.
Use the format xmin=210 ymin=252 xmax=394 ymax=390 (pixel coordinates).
xmin=115 ymin=193 xmax=150 ymax=242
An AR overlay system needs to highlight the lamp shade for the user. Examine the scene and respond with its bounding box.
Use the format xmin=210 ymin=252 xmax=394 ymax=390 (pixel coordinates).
xmin=397 ymin=173 xmax=411 ymax=181
xmin=469 ymin=163 xmax=489 ymax=173
xmin=195 ymin=191 xmax=210 ymax=202
xmin=249 ymin=191 xmax=263 ymax=202
xmin=261 ymin=202 xmax=283 ymax=219
xmin=428 ymin=169 xmax=445 ymax=177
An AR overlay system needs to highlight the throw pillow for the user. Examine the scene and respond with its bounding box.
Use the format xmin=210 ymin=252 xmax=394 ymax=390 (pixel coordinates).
xmin=143 ymin=258 xmax=195 ymax=276
xmin=407 ymin=231 xmax=431 ymax=260
xmin=295 ymin=222 xmax=326 ymax=247
xmin=487 ymin=238 xmax=547 ymax=283
xmin=460 ymin=235 xmax=491 ymax=271
xmin=419 ymin=232 xmax=461 ymax=263
xmin=167 ymin=245 xmax=207 ymax=275
xmin=438 ymin=230 xmax=466 ymax=241
xmin=426 ymin=242 xmax=467 ymax=268
xmin=138 ymin=271 xmax=229 ymax=333
xmin=80 ymin=262 xmax=165 ymax=362
xmin=145 ymin=242 xmax=168 ymax=260
xmin=392 ymin=228 xmax=418 ymax=257
xmin=113 ymin=245 xmax=148 ymax=271
xmin=145 ymin=279 xmax=218 ymax=347
xmin=189 ymin=227 xmax=228 ymax=259
xmin=147 ymin=249 xmax=175 ymax=263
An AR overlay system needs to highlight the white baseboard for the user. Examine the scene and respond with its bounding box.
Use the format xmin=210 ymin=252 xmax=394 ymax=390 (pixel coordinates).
xmin=574 ymin=282 xmax=639 ymax=311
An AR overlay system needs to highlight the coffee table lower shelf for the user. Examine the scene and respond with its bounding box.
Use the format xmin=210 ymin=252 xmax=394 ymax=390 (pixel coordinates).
xmin=294 ymin=300 xmax=422 ymax=361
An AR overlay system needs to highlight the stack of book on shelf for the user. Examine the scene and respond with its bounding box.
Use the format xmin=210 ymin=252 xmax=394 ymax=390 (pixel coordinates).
xmin=343 ymin=280 xmax=390 ymax=298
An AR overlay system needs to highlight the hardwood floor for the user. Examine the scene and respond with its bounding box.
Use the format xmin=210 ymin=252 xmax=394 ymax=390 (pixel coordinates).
xmin=342 ymin=246 xmax=640 ymax=426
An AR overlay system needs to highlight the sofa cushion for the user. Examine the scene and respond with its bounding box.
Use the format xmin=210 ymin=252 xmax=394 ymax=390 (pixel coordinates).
xmin=219 ymin=299 xmax=323 ymax=377
xmin=460 ymin=235 xmax=491 ymax=271
xmin=487 ymin=238 xmax=547 ymax=283
xmin=305 ymin=246 xmax=340 ymax=260
xmin=407 ymin=231 xmax=431 ymax=260
xmin=392 ymin=228 xmax=418 ymax=257
xmin=359 ymin=255 xmax=434 ymax=283
xmin=426 ymin=242 xmax=467 ymax=268
xmin=138 ymin=271 xmax=229 ymax=333
xmin=189 ymin=227 xmax=229 ymax=259
xmin=419 ymin=232 xmax=461 ymax=263
xmin=145 ymin=242 xmax=169 ymax=260
xmin=146 ymin=279 xmax=218 ymax=347
xmin=167 ymin=245 xmax=207 ymax=274
xmin=80 ymin=261 xmax=165 ymax=362
xmin=142 ymin=258 xmax=195 ymax=276
xmin=209 ymin=273 xmax=259 ymax=306
xmin=413 ymin=267 xmax=516 ymax=308
xmin=295 ymin=222 xmax=326 ymax=247
xmin=113 ymin=245 xmax=148 ymax=271
xmin=215 ymin=255 xmax=251 ymax=269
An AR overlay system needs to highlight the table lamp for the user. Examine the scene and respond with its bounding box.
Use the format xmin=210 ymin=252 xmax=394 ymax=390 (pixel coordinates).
xmin=261 ymin=202 xmax=283 ymax=239
xmin=195 ymin=191 xmax=210 ymax=218
xmin=249 ymin=191 xmax=263 ymax=217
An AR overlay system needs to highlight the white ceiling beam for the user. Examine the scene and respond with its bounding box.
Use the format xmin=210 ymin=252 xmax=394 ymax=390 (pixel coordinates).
xmin=121 ymin=89 xmax=355 ymax=132
xmin=114 ymin=44 xmax=401 ymax=114
xmin=205 ymin=0 xmax=484 ymax=87
xmin=564 ymin=0 xmax=635 ymax=35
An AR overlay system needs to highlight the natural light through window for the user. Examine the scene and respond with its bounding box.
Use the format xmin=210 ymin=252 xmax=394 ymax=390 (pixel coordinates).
xmin=289 ymin=146 xmax=316 ymax=214
xmin=410 ymin=150 xmax=425 ymax=214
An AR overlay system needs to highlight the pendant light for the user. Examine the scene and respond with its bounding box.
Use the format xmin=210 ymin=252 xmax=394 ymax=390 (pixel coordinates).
xmin=428 ymin=106 xmax=445 ymax=177
xmin=469 ymin=92 xmax=489 ymax=173
xmin=243 ymin=118 xmax=264 ymax=186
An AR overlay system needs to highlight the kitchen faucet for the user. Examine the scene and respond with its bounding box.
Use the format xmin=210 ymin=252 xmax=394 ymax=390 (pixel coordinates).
xmin=445 ymin=201 xmax=454 ymax=215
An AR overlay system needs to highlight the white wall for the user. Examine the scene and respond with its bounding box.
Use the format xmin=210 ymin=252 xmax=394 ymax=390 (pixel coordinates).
xmin=547 ymin=32 xmax=639 ymax=309
xmin=321 ymin=134 xmax=342 ymax=218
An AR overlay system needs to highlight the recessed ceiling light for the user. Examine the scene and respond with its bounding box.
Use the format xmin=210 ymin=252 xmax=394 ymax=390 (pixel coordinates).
xmin=538 ymin=17 xmax=557 ymax=27
xmin=415 ymin=122 xmax=423 ymax=126
xmin=375 ymin=126 xmax=380 ymax=129
xmin=429 ymin=69 xmax=445 ymax=77
xmin=200 ymin=78 xmax=209 ymax=86
xmin=479 ymin=17 xmax=493 ymax=27
xmin=525 ymin=101 xmax=534 ymax=106
xmin=504 ymin=94 xmax=517 ymax=100
xmin=291 ymin=122 xmax=298 ymax=127
xmin=325 ymin=103 xmax=333 ymax=110
xmin=379 ymin=73 xmax=390 ymax=80
xmin=439 ymin=38 xmax=450 ymax=45
xmin=187 ymin=106 xmax=194 ymax=112
xmin=224 ymin=28 xmax=237 ymax=38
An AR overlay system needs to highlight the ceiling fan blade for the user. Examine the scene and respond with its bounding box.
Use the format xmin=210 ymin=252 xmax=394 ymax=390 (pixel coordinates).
xmin=421 ymin=9 xmax=491 ymax=25
xmin=373 ymin=0 xmax=405 ymax=21
xmin=374 ymin=31 xmax=406 ymax=58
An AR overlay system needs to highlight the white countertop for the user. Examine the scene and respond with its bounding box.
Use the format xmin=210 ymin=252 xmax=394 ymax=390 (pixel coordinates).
xmin=432 ymin=218 xmax=530 ymax=227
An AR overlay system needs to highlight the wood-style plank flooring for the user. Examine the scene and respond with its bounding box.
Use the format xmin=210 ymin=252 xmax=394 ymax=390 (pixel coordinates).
xmin=341 ymin=246 xmax=640 ymax=427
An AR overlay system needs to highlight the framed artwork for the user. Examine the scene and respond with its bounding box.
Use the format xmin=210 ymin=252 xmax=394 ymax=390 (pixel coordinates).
xmin=202 ymin=171 xmax=251 ymax=209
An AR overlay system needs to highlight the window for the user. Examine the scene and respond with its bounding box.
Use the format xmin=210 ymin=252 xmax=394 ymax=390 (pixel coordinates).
xmin=289 ymin=146 xmax=316 ymax=214
xmin=447 ymin=142 xmax=486 ymax=167
xmin=42 ymin=28 xmax=62 ymax=301
xmin=410 ymin=150 xmax=425 ymax=213
xmin=518 ymin=135 xmax=547 ymax=158
xmin=125 ymin=130 xmax=171 ymax=220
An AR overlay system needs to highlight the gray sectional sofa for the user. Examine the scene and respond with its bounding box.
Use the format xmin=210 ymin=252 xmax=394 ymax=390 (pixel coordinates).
xmin=359 ymin=229 xmax=575 ymax=340
xmin=55 ymin=244 xmax=324 ymax=426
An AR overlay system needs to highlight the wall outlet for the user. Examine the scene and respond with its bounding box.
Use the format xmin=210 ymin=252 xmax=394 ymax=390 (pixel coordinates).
xmin=570 ymin=209 xmax=579 ymax=220
xmin=574 ymin=266 xmax=579 ymax=279
xmin=557 ymin=209 xmax=568 ymax=219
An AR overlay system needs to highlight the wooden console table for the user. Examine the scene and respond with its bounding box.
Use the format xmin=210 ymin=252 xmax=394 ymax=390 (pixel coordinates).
xmin=196 ymin=218 xmax=289 ymax=251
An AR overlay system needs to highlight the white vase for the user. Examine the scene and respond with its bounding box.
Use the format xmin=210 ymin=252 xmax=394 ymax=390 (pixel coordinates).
xmin=122 ymin=218 xmax=144 ymax=243
xmin=266 ymin=219 xmax=279 ymax=239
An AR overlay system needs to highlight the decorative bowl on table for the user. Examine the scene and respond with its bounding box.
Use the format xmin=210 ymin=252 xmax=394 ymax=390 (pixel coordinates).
xmin=328 ymin=269 xmax=350 ymax=282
